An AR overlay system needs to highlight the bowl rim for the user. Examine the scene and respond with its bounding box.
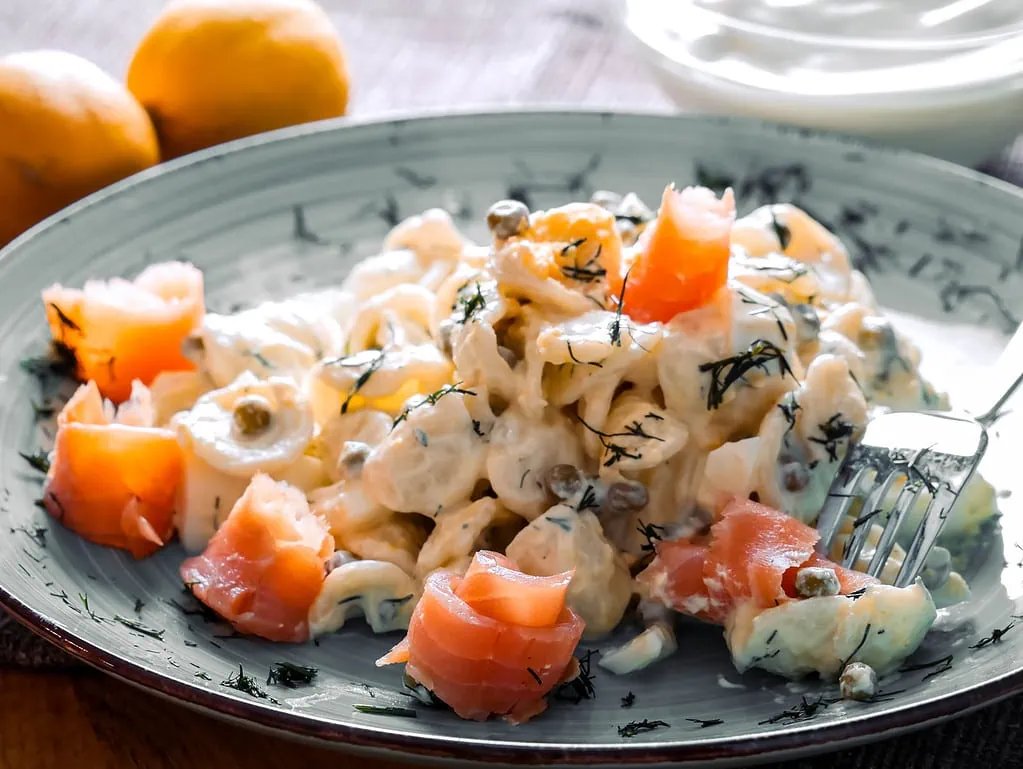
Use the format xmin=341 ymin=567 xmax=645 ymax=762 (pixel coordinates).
xmin=3 ymin=107 xmax=1023 ymax=766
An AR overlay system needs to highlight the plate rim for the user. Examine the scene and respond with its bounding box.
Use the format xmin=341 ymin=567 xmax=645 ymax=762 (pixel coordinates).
xmin=2 ymin=107 xmax=1023 ymax=765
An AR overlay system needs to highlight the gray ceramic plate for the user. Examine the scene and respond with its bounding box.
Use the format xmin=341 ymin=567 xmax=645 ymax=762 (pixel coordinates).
xmin=1 ymin=110 xmax=1022 ymax=768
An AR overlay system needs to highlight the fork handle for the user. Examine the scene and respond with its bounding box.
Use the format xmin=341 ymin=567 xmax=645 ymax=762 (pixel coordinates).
xmin=973 ymin=321 xmax=1023 ymax=426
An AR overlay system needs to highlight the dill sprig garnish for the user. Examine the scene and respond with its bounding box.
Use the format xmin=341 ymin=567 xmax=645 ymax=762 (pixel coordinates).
xmin=807 ymin=413 xmax=856 ymax=461
xmin=576 ymin=414 xmax=644 ymax=467
xmin=392 ymin=383 xmax=478 ymax=428
xmin=608 ymin=268 xmax=631 ymax=347
xmin=839 ymin=624 xmax=872 ymax=669
xmin=48 ymin=302 xmax=81 ymax=332
xmin=113 ymin=615 xmax=165 ymax=640
xmin=78 ymin=592 xmax=102 ymax=623
xmin=560 ymin=241 xmax=607 ymax=283
xmin=620 ymin=691 xmax=636 ymax=708
xmin=194 ymin=671 xmax=212 ymax=680
xmin=617 ymin=719 xmax=670 ymax=738
xmin=354 ymin=704 xmax=417 ymax=718
xmin=339 ymin=351 xmax=386 ymax=415
xmin=699 ymin=339 xmax=795 ymax=410
xmin=900 ymin=654 xmax=953 ymax=679
xmin=554 ymin=649 xmax=597 ymax=704
xmin=970 ymin=621 xmax=1016 ymax=650
xmin=19 ymin=450 xmax=51 ymax=475
xmin=686 ymin=717 xmax=724 ymax=728
xmin=221 ymin=665 xmax=279 ymax=703
xmin=267 ymin=662 xmax=318 ymax=688
xmin=759 ymin=694 xmax=840 ymax=726
xmin=566 ymin=341 xmax=603 ymax=368
xmin=20 ymin=341 xmax=79 ymax=382
xmin=471 ymin=419 xmax=485 ymax=437
xmin=527 ymin=667 xmax=543 ymax=686
xmin=458 ymin=282 xmax=487 ymax=323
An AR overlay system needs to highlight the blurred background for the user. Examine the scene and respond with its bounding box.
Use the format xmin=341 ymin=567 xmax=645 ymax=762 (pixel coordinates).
xmin=1 ymin=0 xmax=1021 ymax=248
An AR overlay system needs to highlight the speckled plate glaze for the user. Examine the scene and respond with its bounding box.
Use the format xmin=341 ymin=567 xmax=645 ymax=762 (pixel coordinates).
xmin=1 ymin=110 xmax=1022 ymax=768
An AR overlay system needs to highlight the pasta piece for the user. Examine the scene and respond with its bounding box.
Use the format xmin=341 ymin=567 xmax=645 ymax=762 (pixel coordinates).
xmin=185 ymin=292 xmax=347 ymax=388
xmin=749 ymin=354 xmax=868 ymax=523
xmin=415 ymin=498 xmax=525 ymax=580
xmin=345 ymin=284 xmax=436 ymax=352
xmin=506 ymin=504 xmax=632 ymax=639
xmin=172 ymin=373 xmax=315 ymax=552
xmin=697 ymin=437 xmax=759 ymax=517
xmin=147 ymin=370 xmax=206 ymax=426
xmin=489 ymin=238 xmax=597 ymax=316
xmin=361 ymin=387 xmax=486 ymax=516
xmin=343 ymin=249 xmax=428 ymax=301
xmin=307 ymin=345 xmax=453 ymax=424
xmin=309 ymin=559 xmax=418 ymax=635
xmin=486 ymin=405 xmax=585 ymax=520
xmin=658 ymin=282 xmax=801 ymax=450
xmin=731 ymin=204 xmax=853 ymax=303
xmin=309 ymin=480 xmax=425 ymax=577
xmin=588 ymin=396 xmax=688 ymax=478
xmin=822 ymin=303 xmax=946 ymax=410
xmin=384 ymin=208 xmax=468 ymax=266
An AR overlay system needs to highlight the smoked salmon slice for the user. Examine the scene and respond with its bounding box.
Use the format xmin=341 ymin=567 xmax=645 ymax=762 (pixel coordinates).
xmin=377 ymin=550 xmax=584 ymax=723
xmin=180 ymin=473 xmax=334 ymax=643
xmin=42 ymin=261 xmax=205 ymax=403
xmin=43 ymin=380 xmax=181 ymax=558
xmin=638 ymin=499 xmax=877 ymax=623
xmin=607 ymin=184 xmax=735 ymax=324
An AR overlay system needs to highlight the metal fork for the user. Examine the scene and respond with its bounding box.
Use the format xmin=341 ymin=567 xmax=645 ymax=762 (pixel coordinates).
xmin=815 ymin=323 xmax=1023 ymax=588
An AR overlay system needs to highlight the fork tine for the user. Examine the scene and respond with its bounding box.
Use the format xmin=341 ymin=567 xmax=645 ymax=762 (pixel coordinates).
xmin=894 ymin=484 xmax=961 ymax=588
xmin=866 ymin=478 xmax=925 ymax=578
xmin=841 ymin=469 xmax=901 ymax=569
xmin=815 ymin=463 xmax=871 ymax=556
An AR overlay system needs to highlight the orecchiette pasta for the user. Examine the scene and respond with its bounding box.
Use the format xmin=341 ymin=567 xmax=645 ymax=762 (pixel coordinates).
xmin=308 ymin=559 xmax=418 ymax=635
xmin=415 ymin=497 xmax=524 ymax=580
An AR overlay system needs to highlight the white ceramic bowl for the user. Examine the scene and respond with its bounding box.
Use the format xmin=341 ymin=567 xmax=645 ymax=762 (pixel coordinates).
xmin=624 ymin=0 xmax=1023 ymax=166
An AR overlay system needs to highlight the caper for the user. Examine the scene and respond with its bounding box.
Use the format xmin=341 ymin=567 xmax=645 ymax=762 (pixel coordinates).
xmin=497 ymin=345 xmax=518 ymax=368
xmin=232 ymin=394 xmax=273 ymax=435
xmin=486 ymin=200 xmax=530 ymax=240
xmin=780 ymin=461 xmax=811 ymax=492
xmin=603 ymin=481 xmax=649 ymax=515
xmin=546 ymin=464 xmax=583 ymax=501
xmin=839 ymin=662 xmax=878 ymax=702
xmin=324 ymin=550 xmax=357 ymax=575
xmin=590 ymin=189 xmax=622 ymax=211
xmin=794 ymin=566 xmax=841 ymax=598
xmin=338 ymin=441 xmax=371 ymax=480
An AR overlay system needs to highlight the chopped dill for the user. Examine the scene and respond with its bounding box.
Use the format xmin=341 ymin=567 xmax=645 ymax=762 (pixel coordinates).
xmin=31 ymin=401 xmax=55 ymax=420
xmin=566 ymin=341 xmax=603 ymax=368
xmin=624 ymin=419 xmax=664 ymax=442
xmin=20 ymin=341 xmax=79 ymax=381
xmin=18 ymin=450 xmax=50 ymax=475
xmin=608 ymin=268 xmax=631 ymax=347
xmin=340 ymin=351 xmax=386 ymax=414
xmin=621 ymin=691 xmax=636 ymax=708
xmin=354 ymin=704 xmax=417 ymax=718
xmin=414 ymin=428 xmax=429 ymax=447
xmin=637 ymin=520 xmax=667 ymax=553
xmin=777 ymin=395 xmax=801 ymax=433
xmin=560 ymin=242 xmax=607 ymax=283
xmin=686 ymin=717 xmax=724 ymax=728
xmin=221 ymin=665 xmax=279 ymax=703
xmin=576 ymin=414 xmax=644 ymax=467
xmin=840 ymin=624 xmax=872 ymax=669
xmin=546 ymin=516 xmax=573 ymax=533
xmin=10 ymin=525 xmax=47 ymax=549
xmin=807 ymin=413 xmax=856 ymax=461
xmin=554 ymin=649 xmax=597 ymax=704
xmin=113 ymin=615 xmax=165 ymax=640
xmin=78 ymin=592 xmax=102 ymax=623
xmin=48 ymin=303 xmax=81 ymax=332
xmin=618 ymin=719 xmax=670 ymax=738
xmin=471 ymin=419 xmax=485 ymax=437
xmin=527 ymin=667 xmax=543 ymax=686
xmin=900 ymin=654 xmax=954 ymax=675
xmin=645 ymin=412 xmax=664 ymax=421
xmin=267 ymin=662 xmax=319 ymax=688
xmin=970 ymin=621 xmax=1016 ymax=650
xmin=252 ymin=351 xmax=274 ymax=369
xmin=194 ymin=671 xmax=211 ymax=680
xmin=184 ymin=639 xmax=198 ymax=648
xmin=759 ymin=694 xmax=840 ymax=726
xmin=392 ymin=383 xmax=477 ymax=428
xmin=458 ymin=282 xmax=487 ymax=323
xmin=699 ymin=339 xmax=795 ymax=410
xmin=766 ymin=629 xmax=778 ymax=644
xmin=576 ymin=485 xmax=599 ymax=512
xmin=769 ymin=211 xmax=792 ymax=251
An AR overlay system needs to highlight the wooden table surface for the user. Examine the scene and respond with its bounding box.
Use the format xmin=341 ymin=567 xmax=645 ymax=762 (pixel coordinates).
xmin=1 ymin=2 xmax=1022 ymax=768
